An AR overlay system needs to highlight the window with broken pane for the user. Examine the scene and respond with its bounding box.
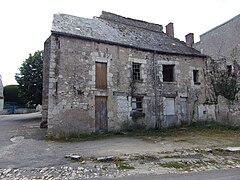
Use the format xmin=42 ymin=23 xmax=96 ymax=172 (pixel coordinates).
xmin=132 ymin=62 xmax=141 ymax=80
xmin=131 ymin=97 xmax=143 ymax=112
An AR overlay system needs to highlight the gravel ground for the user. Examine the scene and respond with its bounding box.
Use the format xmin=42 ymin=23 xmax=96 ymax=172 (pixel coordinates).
xmin=0 ymin=113 xmax=240 ymax=179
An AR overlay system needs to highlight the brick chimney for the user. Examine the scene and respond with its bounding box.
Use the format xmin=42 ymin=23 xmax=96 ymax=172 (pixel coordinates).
xmin=185 ymin=33 xmax=194 ymax=47
xmin=166 ymin=22 xmax=174 ymax=37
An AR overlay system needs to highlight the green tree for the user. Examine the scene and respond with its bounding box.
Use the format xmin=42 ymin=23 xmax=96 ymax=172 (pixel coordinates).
xmin=3 ymin=85 xmax=26 ymax=104
xmin=15 ymin=51 xmax=43 ymax=105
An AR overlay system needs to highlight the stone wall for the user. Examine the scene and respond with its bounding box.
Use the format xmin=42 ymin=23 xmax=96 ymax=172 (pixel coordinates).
xmin=216 ymin=95 xmax=240 ymax=125
xmin=100 ymin=11 xmax=163 ymax=32
xmin=194 ymin=14 xmax=240 ymax=62
xmin=41 ymin=37 xmax=51 ymax=128
xmin=194 ymin=14 xmax=240 ymax=126
xmin=0 ymin=77 xmax=3 ymax=111
xmin=43 ymin=34 xmax=209 ymax=135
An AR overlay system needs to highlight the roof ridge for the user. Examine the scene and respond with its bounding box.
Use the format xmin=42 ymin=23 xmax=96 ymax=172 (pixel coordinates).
xmin=99 ymin=11 xmax=163 ymax=33
xmin=200 ymin=14 xmax=240 ymax=37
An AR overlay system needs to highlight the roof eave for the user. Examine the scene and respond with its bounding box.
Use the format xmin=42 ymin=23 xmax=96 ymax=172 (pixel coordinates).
xmin=51 ymin=31 xmax=207 ymax=58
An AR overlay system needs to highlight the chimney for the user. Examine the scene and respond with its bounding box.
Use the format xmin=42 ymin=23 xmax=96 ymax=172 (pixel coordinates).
xmin=166 ymin=22 xmax=174 ymax=37
xmin=185 ymin=33 xmax=194 ymax=47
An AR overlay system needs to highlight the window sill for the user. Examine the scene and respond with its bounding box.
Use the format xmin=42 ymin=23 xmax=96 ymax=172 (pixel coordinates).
xmin=130 ymin=111 xmax=145 ymax=119
xmin=132 ymin=79 xmax=143 ymax=83
xmin=163 ymin=81 xmax=177 ymax=84
xmin=194 ymin=82 xmax=201 ymax=85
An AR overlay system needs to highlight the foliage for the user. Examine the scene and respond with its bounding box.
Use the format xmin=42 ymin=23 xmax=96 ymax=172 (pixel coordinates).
xmin=46 ymin=121 xmax=240 ymax=142
xmin=15 ymin=51 xmax=43 ymax=105
xmin=213 ymin=71 xmax=239 ymax=101
xmin=159 ymin=161 xmax=189 ymax=169
xmin=3 ymin=85 xmax=26 ymax=104
xmin=115 ymin=161 xmax=135 ymax=170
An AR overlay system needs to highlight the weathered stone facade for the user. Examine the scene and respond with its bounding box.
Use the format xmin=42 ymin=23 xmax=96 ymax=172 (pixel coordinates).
xmin=0 ymin=76 xmax=3 ymax=111
xmin=194 ymin=14 xmax=240 ymax=62
xmin=42 ymin=12 xmax=209 ymax=135
xmin=194 ymin=14 xmax=240 ymax=125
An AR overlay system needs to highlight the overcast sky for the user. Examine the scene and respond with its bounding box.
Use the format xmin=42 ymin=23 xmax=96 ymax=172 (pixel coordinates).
xmin=0 ymin=0 xmax=239 ymax=86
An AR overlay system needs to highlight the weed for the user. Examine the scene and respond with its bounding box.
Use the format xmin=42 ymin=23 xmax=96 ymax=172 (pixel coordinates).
xmin=159 ymin=161 xmax=190 ymax=169
xmin=115 ymin=161 xmax=135 ymax=170
xmin=161 ymin=155 xmax=181 ymax=159
xmin=45 ymin=121 xmax=240 ymax=142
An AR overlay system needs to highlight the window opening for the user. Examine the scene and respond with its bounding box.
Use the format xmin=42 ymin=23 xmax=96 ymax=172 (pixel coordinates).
xmin=163 ymin=65 xmax=174 ymax=82
xmin=227 ymin=65 xmax=232 ymax=76
xmin=193 ymin=70 xmax=200 ymax=84
xmin=131 ymin=97 xmax=143 ymax=112
xmin=132 ymin=63 xmax=141 ymax=80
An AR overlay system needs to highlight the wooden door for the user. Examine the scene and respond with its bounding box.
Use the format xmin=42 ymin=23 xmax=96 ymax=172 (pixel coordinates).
xmin=95 ymin=96 xmax=108 ymax=131
xmin=96 ymin=62 xmax=107 ymax=89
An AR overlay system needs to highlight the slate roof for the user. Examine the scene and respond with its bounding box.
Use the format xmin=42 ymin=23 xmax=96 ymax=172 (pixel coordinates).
xmin=52 ymin=12 xmax=205 ymax=57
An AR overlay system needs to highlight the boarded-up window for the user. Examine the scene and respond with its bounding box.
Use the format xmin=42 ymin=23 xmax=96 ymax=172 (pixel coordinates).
xmin=96 ymin=62 xmax=107 ymax=89
xmin=163 ymin=98 xmax=175 ymax=115
xmin=132 ymin=63 xmax=141 ymax=80
xmin=163 ymin=65 xmax=174 ymax=82
xmin=131 ymin=97 xmax=143 ymax=112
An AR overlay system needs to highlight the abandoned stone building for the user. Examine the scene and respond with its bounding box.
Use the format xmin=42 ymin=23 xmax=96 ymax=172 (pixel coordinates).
xmin=194 ymin=14 xmax=240 ymax=125
xmin=0 ymin=76 xmax=3 ymax=111
xmin=42 ymin=11 xmax=213 ymax=135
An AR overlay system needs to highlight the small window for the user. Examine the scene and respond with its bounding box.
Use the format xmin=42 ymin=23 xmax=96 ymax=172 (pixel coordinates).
xmin=163 ymin=65 xmax=174 ymax=82
xmin=132 ymin=63 xmax=141 ymax=80
xmin=193 ymin=70 xmax=200 ymax=84
xmin=131 ymin=97 xmax=143 ymax=112
xmin=227 ymin=65 xmax=232 ymax=76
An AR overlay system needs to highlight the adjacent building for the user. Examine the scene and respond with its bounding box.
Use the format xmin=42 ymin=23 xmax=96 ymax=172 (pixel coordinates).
xmin=194 ymin=14 xmax=240 ymax=125
xmin=42 ymin=11 xmax=211 ymax=135
xmin=194 ymin=14 xmax=240 ymax=65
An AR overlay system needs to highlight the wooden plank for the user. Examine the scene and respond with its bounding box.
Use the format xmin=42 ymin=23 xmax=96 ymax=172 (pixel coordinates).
xmin=96 ymin=62 xmax=107 ymax=89
xmin=95 ymin=96 xmax=108 ymax=131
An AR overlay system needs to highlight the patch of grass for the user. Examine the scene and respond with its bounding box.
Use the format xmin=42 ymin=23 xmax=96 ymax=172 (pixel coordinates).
xmin=45 ymin=121 xmax=240 ymax=142
xmin=132 ymin=154 xmax=159 ymax=161
xmin=159 ymin=161 xmax=190 ymax=169
xmin=69 ymin=157 xmax=85 ymax=163
xmin=185 ymin=121 xmax=240 ymax=131
xmin=46 ymin=130 xmax=124 ymax=142
xmin=115 ymin=161 xmax=135 ymax=170
xmin=161 ymin=155 xmax=181 ymax=159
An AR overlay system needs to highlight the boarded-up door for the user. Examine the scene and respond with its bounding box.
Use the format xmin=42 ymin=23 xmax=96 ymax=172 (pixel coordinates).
xmin=95 ymin=96 xmax=108 ymax=131
xmin=179 ymin=98 xmax=188 ymax=122
xmin=163 ymin=98 xmax=175 ymax=115
xmin=96 ymin=62 xmax=107 ymax=89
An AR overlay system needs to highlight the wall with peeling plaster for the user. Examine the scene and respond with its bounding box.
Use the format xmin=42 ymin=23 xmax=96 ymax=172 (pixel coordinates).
xmin=42 ymin=35 xmax=209 ymax=135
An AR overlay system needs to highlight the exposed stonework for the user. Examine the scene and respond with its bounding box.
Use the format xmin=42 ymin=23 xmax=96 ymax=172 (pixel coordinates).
xmin=42 ymin=12 xmax=210 ymax=135
xmin=0 ymin=76 xmax=3 ymax=111
xmin=194 ymin=14 xmax=240 ymax=125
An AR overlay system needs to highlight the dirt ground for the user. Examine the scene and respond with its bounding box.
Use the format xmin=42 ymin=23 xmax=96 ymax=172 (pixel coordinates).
xmin=0 ymin=113 xmax=240 ymax=179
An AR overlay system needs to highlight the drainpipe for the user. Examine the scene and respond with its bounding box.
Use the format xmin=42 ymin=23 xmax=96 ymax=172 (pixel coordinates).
xmin=153 ymin=51 xmax=161 ymax=129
